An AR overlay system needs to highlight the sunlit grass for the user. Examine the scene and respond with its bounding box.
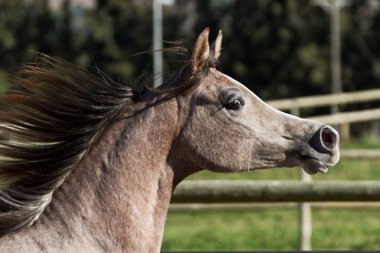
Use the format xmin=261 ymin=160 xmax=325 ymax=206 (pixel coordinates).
xmin=163 ymin=209 xmax=299 ymax=251
xmin=312 ymin=208 xmax=380 ymax=250
xmin=163 ymin=208 xmax=380 ymax=251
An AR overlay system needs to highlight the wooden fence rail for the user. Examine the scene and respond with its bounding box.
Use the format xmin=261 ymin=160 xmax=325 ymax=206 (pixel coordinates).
xmin=267 ymin=88 xmax=380 ymax=110
xmin=340 ymin=149 xmax=380 ymax=160
xmin=308 ymin=108 xmax=380 ymax=125
xmin=169 ymin=202 xmax=380 ymax=211
xmin=266 ymin=88 xmax=380 ymax=143
xmin=172 ymin=180 xmax=380 ymax=203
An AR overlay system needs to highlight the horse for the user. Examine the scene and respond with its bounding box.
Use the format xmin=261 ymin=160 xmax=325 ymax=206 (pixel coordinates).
xmin=0 ymin=28 xmax=339 ymax=252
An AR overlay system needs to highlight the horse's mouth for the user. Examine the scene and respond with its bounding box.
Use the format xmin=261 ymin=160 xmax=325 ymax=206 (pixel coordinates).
xmin=299 ymin=156 xmax=329 ymax=175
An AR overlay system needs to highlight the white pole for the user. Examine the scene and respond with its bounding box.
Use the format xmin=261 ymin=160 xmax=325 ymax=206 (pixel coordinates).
xmin=299 ymin=173 xmax=312 ymax=250
xmin=330 ymin=1 xmax=342 ymax=114
xmin=312 ymin=0 xmax=344 ymax=114
xmin=153 ymin=0 xmax=163 ymax=88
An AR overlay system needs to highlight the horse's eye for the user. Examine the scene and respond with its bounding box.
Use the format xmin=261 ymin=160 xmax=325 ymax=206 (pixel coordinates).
xmin=225 ymin=98 xmax=244 ymax=110
xmin=220 ymin=88 xmax=245 ymax=111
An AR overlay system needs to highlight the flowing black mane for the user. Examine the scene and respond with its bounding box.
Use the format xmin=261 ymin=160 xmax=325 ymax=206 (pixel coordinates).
xmin=0 ymin=52 xmax=219 ymax=236
xmin=0 ymin=56 xmax=135 ymax=236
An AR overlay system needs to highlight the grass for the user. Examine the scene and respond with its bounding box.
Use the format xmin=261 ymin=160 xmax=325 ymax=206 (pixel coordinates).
xmin=313 ymin=209 xmax=380 ymax=250
xmin=163 ymin=209 xmax=299 ymax=251
xmin=163 ymin=208 xmax=380 ymax=251
xmin=162 ymin=138 xmax=380 ymax=251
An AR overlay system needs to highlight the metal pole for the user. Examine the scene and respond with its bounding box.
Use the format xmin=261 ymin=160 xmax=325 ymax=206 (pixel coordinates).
xmin=153 ymin=0 xmax=163 ymax=88
xmin=330 ymin=0 xmax=342 ymax=114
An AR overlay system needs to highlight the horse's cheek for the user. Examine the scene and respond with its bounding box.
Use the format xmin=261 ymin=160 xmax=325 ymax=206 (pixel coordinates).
xmin=180 ymin=108 xmax=252 ymax=172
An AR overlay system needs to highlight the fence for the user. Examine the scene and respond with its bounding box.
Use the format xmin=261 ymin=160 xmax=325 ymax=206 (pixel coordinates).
xmin=170 ymin=178 xmax=380 ymax=250
xmin=267 ymin=88 xmax=380 ymax=111
xmin=170 ymin=149 xmax=380 ymax=205
xmin=169 ymin=89 xmax=380 ymax=250
xmin=269 ymin=88 xmax=380 ymax=250
xmin=172 ymin=180 xmax=380 ymax=203
xmin=267 ymin=88 xmax=380 ymax=142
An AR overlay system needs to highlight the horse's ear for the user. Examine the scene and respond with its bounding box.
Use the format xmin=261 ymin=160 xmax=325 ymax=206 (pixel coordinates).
xmin=210 ymin=30 xmax=222 ymax=60
xmin=191 ymin=28 xmax=210 ymax=73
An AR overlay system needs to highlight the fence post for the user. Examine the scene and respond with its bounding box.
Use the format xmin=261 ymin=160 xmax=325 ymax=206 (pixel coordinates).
xmin=299 ymin=171 xmax=312 ymax=250
xmin=340 ymin=123 xmax=350 ymax=143
xmin=291 ymin=105 xmax=312 ymax=251
xmin=371 ymin=120 xmax=380 ymax=139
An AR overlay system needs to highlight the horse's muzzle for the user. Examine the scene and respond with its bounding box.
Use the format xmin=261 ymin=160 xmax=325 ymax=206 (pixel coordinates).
xmin=298 ymin=125 xmax=340 ymax=175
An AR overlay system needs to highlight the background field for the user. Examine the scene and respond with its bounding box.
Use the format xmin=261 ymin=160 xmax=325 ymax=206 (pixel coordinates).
xmin=162 ymin=137 xmax=380 ymax=251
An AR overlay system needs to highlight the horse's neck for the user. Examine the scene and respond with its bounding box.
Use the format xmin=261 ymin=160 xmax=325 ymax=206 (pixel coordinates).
xmin=35 ymin=100 xmax=178 ymax=252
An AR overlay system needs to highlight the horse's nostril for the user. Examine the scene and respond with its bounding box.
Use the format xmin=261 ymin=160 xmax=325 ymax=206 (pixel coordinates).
xmin=320 ymin=126 xmax=338 ymax=151
xmin=309 ymin=125 xmax=339 ymax=154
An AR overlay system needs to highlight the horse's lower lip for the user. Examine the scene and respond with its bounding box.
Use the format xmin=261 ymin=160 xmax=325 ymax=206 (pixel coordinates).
xmin=300 ymin=157 xmax=329 ymax=175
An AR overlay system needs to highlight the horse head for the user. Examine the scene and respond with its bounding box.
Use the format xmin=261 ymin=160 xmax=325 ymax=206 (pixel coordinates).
xmin=171 ymin=28 xmax=340 ymax=177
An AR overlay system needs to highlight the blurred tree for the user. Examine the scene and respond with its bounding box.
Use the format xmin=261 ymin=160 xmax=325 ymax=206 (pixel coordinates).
xmin=84 ymin=0 xmax=152 ymax=84
xmin=183 ymin=0 xmax=332 ymax=100
xmin=0 ymin=0 xmax=379 ymax=107
xmin=0 ymin=0 xmax=63 ymax=91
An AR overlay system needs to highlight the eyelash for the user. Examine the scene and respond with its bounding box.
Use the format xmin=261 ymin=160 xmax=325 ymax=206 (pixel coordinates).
xmin=225 ymin=98 xmax=244 ymax=110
